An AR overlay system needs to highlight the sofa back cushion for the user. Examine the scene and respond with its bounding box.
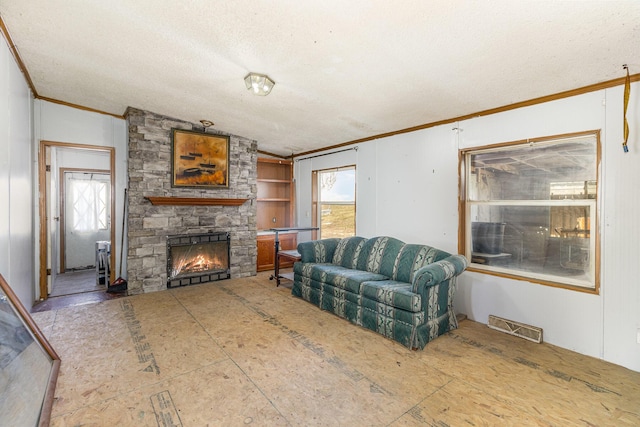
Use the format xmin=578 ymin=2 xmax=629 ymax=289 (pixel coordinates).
xmin=318 ymin=236 xmax=454 ymax=284
xmin=298 ymin=238 xmax=341 ymax=263
xmin=332 ymin=236 xmax=366 ymax=269
xmin=356 ymin=236 xmax=406 ymax=277
xmin=391 ymin=244 xmax=451 ymax=283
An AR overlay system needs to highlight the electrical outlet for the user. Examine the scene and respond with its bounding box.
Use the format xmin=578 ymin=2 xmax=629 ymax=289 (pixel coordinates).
xmin=637 ymin=329 xmax=640 ymax=344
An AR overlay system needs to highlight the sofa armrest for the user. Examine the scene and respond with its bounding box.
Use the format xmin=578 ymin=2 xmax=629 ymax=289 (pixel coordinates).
xmin=412 ymin=254 xmax=468 ymax=293
xmin=297 ymin=238 xmax=341 ymax=263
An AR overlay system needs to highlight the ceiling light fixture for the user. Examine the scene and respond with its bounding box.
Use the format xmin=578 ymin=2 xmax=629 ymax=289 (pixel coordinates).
xmin=244 ymin=72 xmax=275 ymax=96
xmin=200 ymin=119 xmax=214 ymax=128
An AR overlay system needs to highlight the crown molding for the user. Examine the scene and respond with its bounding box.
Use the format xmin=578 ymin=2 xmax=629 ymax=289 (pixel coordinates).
xmin=293 ymin=73 xmax=640 ymax=159
xmin=0 ymin=15 xmax=38 ymax=97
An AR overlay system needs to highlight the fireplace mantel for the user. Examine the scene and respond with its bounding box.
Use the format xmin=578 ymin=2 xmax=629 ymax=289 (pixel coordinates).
xmin=145 ymin=196 xmax=249 ymax=206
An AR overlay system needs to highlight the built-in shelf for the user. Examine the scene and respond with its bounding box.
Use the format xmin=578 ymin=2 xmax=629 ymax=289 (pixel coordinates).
xmin=256 ymin=157 xmax=295 ymax=272
xmin=257 ymin=178 xmax=291 ymax=183
xmin=145 ymin=196 xmax=249 ymax=206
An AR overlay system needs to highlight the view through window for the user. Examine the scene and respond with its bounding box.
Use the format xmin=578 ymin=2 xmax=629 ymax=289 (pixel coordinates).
xmin=461 ymin=131 xmax=599 ymax=291
xmin=315 ymin=167 xmax=356 ymax=239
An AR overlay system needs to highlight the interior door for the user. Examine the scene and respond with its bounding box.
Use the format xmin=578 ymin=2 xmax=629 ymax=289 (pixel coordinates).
xmin=63 ymin=171 xmax=111 ymax=270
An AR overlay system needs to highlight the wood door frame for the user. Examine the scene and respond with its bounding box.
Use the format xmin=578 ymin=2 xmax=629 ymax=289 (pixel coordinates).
xmin=59 ymin=167 xmax=111 ymax=273
xmin=38 ymin=140 xmax=116 ymax=300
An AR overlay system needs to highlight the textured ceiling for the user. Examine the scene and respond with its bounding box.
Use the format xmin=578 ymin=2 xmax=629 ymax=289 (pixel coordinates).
xmin=1 ymin=1 xmax=639 ymax=156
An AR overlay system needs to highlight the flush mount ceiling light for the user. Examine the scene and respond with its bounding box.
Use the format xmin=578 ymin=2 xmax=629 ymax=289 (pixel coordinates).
xmin=200 ymin=119 xmax=214 ymax=128
xmin=244 ymin=72 xmax=275 ymax=96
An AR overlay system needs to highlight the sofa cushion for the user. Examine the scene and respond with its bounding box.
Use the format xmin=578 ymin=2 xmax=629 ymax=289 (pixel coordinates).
xmin=361 ymin=280 xmax=422 ymax=313
xmin=391 ymin=244 xmax=449 ymax=283
xmin=298 ymin=238 xmax=341 ymax=263
xmin=356 ymin=236 xmax=405 ymax=276
xmin=295 ymin=262 xmax=387 ymax=294
xmin=332 ymin=236 xmax=366 ymax=268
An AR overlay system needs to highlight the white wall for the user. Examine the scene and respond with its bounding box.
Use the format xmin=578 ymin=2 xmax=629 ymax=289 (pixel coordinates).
xmin=0 ymin=34 xmax=35 ymax=309
xmin=294 ymin=83 xmax=640 ymax=372
xmin=33 ymin=100 xmax=128 ymax=299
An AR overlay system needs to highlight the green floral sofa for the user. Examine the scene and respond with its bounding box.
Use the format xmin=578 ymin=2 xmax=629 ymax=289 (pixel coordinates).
xmin=292 ymin=236 xmax=468 ymax=349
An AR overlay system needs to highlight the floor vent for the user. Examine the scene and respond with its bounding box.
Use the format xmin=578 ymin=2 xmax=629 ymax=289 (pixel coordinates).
xmin=487 ymin=315 xmax=543 ymax=343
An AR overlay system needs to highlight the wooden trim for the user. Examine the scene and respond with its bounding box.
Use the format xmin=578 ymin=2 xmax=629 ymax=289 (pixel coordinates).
xmin=0 ymin=16 xmax=38 ymax=97
xmin=39 ymin=141 xmax=116 ymax=299
xmin=41 ymin=139 xmax=118 ymax=152
xmin=1 ymin=17 xmax=122 ymax=120
xmin=38 ymin=143 xmax=47 ymax=299
xmin=457 ymin=148 xmax=466 ymax=256
xmin=41 ymin=359 xmax=60 ymax=427
xmin=257 ymin=157 xmax=293 ymax=165
xmin=0 ymin=274 xmax=60 ymax=427
xmin=110 ymin=151 xmax=116 ymax=284
xmin=1 ymin=276 xmax=60 ymax=359
xmin=459 ymin=129 xmax=602 ymax=153
xmin=311 ymin=170 xmax=318 ymax=240
xmin=594 ymin=129 xmax=602 ymax=295
xmin=37 ymin=96 xmax=124 ymax=120
xmin=293 ymin=73 xmax=640 ymax=159
xmin=257 ymin=149 xmax=291 ymax=159
xmin=4 ymin=11 xmax=637 ymax=158
xmin=59 ymin=168 xmax=65 ymax=274
xmin=464 ymin=267 xmax=599 ymax=295
xmin=145 ymin=196 xmax=249 ymax=206
xmin=457 ymin=130 xmax=601 ymax=294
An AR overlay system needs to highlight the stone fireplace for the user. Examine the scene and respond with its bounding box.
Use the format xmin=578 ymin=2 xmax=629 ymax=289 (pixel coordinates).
xmin=125 ymin=108 xmax=257 ymax=295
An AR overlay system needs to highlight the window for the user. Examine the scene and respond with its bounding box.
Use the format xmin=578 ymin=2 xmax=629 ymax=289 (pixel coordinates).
xmin=460 ymin=131 xmax=599 ymax=291
xmin=70 ymin=177 xmax=109 ymax=231
xmin=313 ymin=166 xmax=356 ymax=239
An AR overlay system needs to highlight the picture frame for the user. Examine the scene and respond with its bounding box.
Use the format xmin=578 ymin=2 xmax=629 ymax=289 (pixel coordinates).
xmin=171 ymin=129 xmax=230 ymax=188
xmin=0 ymin=274 xmax=60 ymax=426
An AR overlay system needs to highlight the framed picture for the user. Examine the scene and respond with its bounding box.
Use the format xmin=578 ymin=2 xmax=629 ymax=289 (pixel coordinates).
xmin=171 ymin=129 xmax=230 ymax=188
xmin=0 ymin=274 xmax=60 ymax=426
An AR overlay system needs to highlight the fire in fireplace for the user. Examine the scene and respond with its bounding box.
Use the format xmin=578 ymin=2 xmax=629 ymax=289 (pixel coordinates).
xmin=166 ymin=232 xmax=230 ymax=288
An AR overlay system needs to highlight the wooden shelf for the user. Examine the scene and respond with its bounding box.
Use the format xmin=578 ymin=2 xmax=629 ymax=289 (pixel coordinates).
xmin=145 ymin=196 xmax=249 ymax=206
xmin=256 ymin=157 xmax=295 ymax=271
xmin=257 ymin=178 xmax=291 ymax=183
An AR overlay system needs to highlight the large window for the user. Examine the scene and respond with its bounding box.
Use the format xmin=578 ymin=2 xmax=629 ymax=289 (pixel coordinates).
xmin=313 ymin=166 xmax=356 ymax=239
xmin=460 ymin=131 xmax=599 ymax=291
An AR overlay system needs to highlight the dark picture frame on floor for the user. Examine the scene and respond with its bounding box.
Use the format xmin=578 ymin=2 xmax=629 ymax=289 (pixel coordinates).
xmin=0 ymin=274 xmax=60 ymax=427
xmin=171 ymin=128 xmax=230 ymax=188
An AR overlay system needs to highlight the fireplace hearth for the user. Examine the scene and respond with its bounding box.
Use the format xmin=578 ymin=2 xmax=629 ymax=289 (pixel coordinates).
xmin=167 ymin=232 xmax=230 ymax=288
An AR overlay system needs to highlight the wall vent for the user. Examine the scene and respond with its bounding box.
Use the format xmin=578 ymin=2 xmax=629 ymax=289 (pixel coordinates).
xmin=487 ymin=315 xmax=543 ymax=343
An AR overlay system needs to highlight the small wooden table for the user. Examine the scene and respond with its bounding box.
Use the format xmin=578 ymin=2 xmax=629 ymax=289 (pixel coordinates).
xmin=268 ymin=227 xmax=317 ymax=286
xmin=271 ymin=250 xmax=301 ymax=286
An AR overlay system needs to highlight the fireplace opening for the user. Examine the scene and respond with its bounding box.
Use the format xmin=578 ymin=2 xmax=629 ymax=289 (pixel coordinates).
xmin=167 ymin=232 xmax=230 ymax=288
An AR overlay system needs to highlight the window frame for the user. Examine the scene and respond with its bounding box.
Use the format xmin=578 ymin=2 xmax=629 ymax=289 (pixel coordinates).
xmin=458 ymin=130 xmax=601 ymax=294
xmin=312 ymin=165 xmax=357 ymax=240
